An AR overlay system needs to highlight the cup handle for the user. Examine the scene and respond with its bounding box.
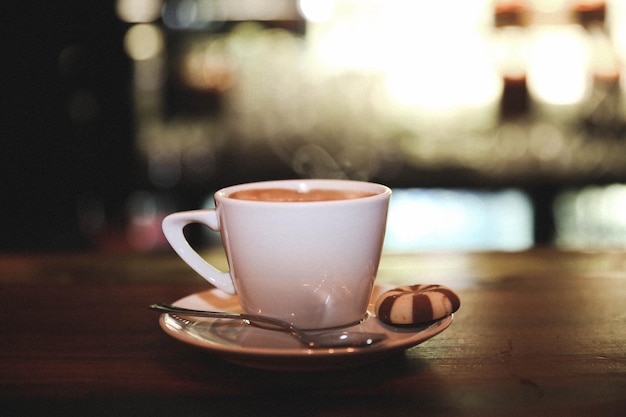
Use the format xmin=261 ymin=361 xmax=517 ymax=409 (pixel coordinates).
xmin=162 ymin=210 xmax=236 ymax=294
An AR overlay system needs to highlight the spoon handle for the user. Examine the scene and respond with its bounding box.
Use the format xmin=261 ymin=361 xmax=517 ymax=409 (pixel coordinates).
xmin=150 ymin=303 xmax=296 ymax=332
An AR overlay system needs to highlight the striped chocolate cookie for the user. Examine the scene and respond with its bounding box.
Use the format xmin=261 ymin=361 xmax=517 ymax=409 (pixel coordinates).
xmin=375 ymin=284 xmax=461 ymax=325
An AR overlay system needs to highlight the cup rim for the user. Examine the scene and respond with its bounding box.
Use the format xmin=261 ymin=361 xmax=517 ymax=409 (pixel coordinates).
xmin=215 ymin=179 xmax=391 ymax=205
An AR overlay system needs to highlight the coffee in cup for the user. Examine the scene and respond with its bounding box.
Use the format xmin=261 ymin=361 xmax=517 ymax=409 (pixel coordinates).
xmin=228 ymin=187 xmax=377 ymax=202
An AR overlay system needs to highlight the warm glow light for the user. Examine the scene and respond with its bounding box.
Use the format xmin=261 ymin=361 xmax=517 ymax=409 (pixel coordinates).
xmin=526 ymin=26 xmax=591 ymax=105
xmin=180 ymin=48 xmax=234 ymax=91
xmin=297 ymin=0 xmax=336 ymax=22
xmin=384 ymin=38 xmax=501 ymax=111
xmin=609 ymin=0 xmax=626 ymax=61
xmin=124 ymin=24 xmax=164 ymax=61
xmin=530 ymin=0 xmax=568 ymax=13
xmin=305 ymin=0 xmax=499 ymax=120
xmin=306 ymin=0 xmax=389 ymax=71
xmin=116 ymin=0 xmax=163 ymax=23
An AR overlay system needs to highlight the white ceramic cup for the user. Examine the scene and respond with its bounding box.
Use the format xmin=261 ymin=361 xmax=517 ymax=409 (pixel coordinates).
xmin=162 ymin=179 xmax=391 ymax=329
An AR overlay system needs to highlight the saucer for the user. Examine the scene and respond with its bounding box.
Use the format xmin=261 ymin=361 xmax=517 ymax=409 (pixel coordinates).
xmin=158 ymin=285 xmax=454 ymax=371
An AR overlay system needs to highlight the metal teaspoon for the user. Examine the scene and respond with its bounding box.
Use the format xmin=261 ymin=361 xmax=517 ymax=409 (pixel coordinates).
xmin=150 ymin=303 xmax=387 ymax=348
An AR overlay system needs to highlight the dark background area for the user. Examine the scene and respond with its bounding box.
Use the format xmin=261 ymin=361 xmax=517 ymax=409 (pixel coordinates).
xmin=2 ymin=1 xmax=135 ymax=251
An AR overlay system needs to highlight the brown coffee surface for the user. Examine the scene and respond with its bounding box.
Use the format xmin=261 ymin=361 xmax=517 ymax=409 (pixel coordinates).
xmin=229 ymin=188 xmax=376 ymax=202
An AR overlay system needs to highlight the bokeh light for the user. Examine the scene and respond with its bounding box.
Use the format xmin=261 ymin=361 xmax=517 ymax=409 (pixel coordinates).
xmin=297 ymin=0 xmax=336 ymax=23
xmin=385 ymin=189 xmax=533 ymax=251
xmin=555 ymin=184 xmax=626 ymax=248
xmin=116 ymin=0 xmax=163 ymax=23
xmin=123 ymin=23 xmax=164 ymax=61
xmin=526 ymin=25 xmax=591 ymax=105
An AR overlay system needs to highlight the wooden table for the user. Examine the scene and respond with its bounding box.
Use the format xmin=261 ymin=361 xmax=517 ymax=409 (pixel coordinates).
xmin=1 ymin=249 xmax=625 ymax=416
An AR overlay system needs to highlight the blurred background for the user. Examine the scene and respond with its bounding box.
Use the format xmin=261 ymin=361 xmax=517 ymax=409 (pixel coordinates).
xmin=2 ymin=0 xmax=626 ymax=253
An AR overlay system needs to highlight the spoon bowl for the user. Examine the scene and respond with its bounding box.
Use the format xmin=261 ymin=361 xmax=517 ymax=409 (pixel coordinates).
xmin=150 ymin=303 xmax=387 ymax=348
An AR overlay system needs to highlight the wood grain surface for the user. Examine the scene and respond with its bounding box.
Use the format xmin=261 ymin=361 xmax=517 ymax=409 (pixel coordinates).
xmin=1 ymin=249 xmax=625 ymax=416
